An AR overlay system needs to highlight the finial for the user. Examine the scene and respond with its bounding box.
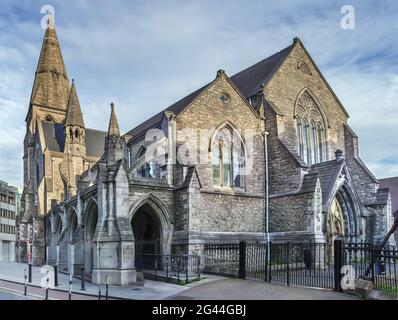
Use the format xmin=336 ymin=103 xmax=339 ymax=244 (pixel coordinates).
xmin=217 ymin=69 xmax=225 ymax=77
xmin=110 ymin=102 xmax=115 ymax=109
xmin=46 ymin=12 xmax=55 ymax=30
xmin=293 ymin=37 xmax=300 ymax=43
xmin=72 ymin=78 xmax=75 ymax=83
xmin=335 ymin=149 xmax=344 ymax=161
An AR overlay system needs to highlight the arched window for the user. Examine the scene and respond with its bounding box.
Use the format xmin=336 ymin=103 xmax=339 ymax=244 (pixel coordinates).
xmin=310 ymin=121 xmax=317 ymax=164
xmin=302 ymin=119 xmax=309 ymax=164
xmin=295 ymin=91 xmax=326 ymax=165
xmin=317 ymin=123 xmax=324 ymax=163
xmin=212 ymin=126 xmax=244 ymax=188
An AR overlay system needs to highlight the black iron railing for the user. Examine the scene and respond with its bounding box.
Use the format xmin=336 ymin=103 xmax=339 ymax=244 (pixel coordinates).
xmin=203 ymin=240 xmax=398 ymax=294
xmin=142 ymin=254 xmax=201 ymax=284
xmin=345 ymin=242 xmax=398 ymax=294
xmin=203 ymin=243 xmax=240 ymax=277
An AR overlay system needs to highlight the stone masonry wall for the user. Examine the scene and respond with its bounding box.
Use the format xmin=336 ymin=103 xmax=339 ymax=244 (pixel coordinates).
xmin=269 ymin=192 xmax=314 ymax=232
xmin=264 ymin=40 xmax=348 ymax=163
xmin=175 ymin=74 xmax=265 ymax=234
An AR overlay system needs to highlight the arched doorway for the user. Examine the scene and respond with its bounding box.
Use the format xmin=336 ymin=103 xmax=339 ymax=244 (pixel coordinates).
xmin=327 ymin=197 xmax=345 ymax=245
xmin=84 ymin=200 xmax=98 ymax=273
xmin=131 ymin=203 xmax=161 ymax=271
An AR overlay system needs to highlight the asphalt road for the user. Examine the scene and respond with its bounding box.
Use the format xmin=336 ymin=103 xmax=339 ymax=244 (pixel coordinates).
xmin=0 ymin=288 xmax=33 ymax=300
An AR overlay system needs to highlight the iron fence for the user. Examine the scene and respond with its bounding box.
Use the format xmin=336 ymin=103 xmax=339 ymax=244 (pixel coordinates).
xmin=203 ymin=240 xmax=398 ymax=294
xmin=142 ymin=254 xmax=200 ymax=284
xmin=203 ymin=243 xmax=240 ymax=277
xmin=345 ymin=242 xmax=398 ymax=294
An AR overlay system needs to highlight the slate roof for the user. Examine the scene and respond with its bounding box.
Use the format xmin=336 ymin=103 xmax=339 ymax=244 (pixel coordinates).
xmin=380 ymin=177 xmax=398 ymax=216
xmin=42 ymin=121 xmax=106 ymax=158
xmin=126 ymin=43 xmax=294 ymax=140
xmin=126 ymin=82 xmax=212 ymax=140
xmin=230 ymin=44 xmax=294 ymax=98
xmin=279 ymin=138 xmax=308 ymax=168
xmin=300 ymin=172 xmax=319 ymax=193
xmin=373 ymin=188 xmax=390 ymax=206
xmin=309 ymin=159 xmax=345 ymax=206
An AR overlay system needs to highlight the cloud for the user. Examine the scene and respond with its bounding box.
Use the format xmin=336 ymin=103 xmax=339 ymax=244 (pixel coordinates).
xmin=1 ymin=0 xmax=398 ymax=188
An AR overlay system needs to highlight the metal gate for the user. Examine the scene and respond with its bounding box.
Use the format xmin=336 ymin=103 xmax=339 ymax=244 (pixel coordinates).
xmin=203 ymin=240 xmax=398 ymax=293
xmin=204 ymin=241 xmax=335 ymax=289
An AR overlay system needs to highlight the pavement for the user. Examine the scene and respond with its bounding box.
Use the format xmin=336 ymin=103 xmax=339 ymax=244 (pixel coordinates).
xmin=0 ymin=261 xmax=220 ymax=300
xmin=168 ymin=278 xmax=359 ymax=300
xmin=0 ymin=262 xmax=358 ymax=300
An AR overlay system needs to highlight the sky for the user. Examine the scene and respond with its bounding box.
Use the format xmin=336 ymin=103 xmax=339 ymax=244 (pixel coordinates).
xmin=0 ymin=0 xmax=397 ymax=189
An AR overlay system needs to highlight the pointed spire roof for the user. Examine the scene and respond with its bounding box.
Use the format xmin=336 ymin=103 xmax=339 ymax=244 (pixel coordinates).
xmin=36 ymin=15 xmax=68 ymax=76
xmin=108 ymin=103 xmax=120 ymax=136
xmin=27 ymin=17 xmax=70 ymax=121
xmin=65 ymin=80 xmax=85 ymax=127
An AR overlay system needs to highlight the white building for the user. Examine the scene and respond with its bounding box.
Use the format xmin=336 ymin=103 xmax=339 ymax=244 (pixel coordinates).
xmin=0 ymin=180 xmax=17 ymax=262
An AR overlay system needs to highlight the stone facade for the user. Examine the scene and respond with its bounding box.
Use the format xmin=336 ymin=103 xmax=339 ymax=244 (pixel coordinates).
xmin=18 ymin=23 xmax=395 ymax=286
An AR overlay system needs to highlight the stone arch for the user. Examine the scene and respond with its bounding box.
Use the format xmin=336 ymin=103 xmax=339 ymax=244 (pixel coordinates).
xmin=294 ymin=88 xmax=329 ymax=129
xmin=68 ymin=207 xmax=78 ymax=243
xmin=297 ymin=60 xmax=312 ymax=76
xmin=84 ymin=198 xmax=98 ymax=272
xmin=324 ymin=180 xmax=362 ymax=243
xmin=53 ymin=212 xmax=63 ymax=244
xmin=129 ymin=193 xmax=172 ymax=269
xmin=43 ymin=114 xmax=56 ymax=122
xmin=208 ymin=120 xmax=246 ymax=153
xmin=294 ymin=88 xmax=329 ymax=164
xmin=209 ymin=121 xmax=246 ymax=188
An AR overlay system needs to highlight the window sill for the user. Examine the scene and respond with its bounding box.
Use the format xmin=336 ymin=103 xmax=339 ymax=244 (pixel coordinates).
xmin=212 ymin=186 xmax=246 ymax=194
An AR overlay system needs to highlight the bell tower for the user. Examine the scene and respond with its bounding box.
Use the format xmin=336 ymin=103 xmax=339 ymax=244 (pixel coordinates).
xmin=60 ymin=79 xmax=87 ymax=197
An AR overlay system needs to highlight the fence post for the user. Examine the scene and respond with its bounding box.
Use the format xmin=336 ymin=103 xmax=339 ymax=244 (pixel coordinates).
xmin=24 ymin=269 xmax=27 ymax=296
xmin=54 ymin=265 xmax=58 ymax=287
xmin=197 ymin=256 xmax=201 ymax=279
xmin=28 ymin=264 xmax=32 ymax=283
xmin=239 ymin=241 xmax=247 ymax=280
xmin=264 ymin=245 xmax=269 ymax=283
xmin=80 ymin=267 xmax=86 ymax=291
xmin=186 ymin=256 xmax=189 ymax=284
xmin=334 ymin=239 xmax=344 ymax=292
xmin=286 ymin=242 xmax=290 ymax=286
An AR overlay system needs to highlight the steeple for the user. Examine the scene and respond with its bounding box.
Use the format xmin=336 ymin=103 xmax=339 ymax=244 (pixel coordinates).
xmin=27 ymin=15 xmax=70 ymax=123
xmin=65 ymin=80 xmax=85 ymax=128
xmin=108 ymin=103 xmax=120 ymax=136
xmin=105 ymin=103 xmax=124 ymax=166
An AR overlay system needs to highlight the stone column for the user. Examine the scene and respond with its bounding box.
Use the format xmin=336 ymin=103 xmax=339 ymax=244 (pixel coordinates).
xmin=164 ymin=111 xmax=176 ymax=187
xmin=92 ymin=166 xmax=136 ymax=286
xmin=32 ymin=216 xmax=45 ymax=266
xmin=70 ymin=225 xmax=84 ymax=274
xmin=17 ymin=222 xmax=28 ymax=263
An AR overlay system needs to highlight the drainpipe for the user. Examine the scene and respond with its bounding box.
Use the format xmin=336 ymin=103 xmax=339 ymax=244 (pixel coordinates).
xmin=259 ymin=90 xmax=270 ymax=267
xmin=263 ymin=130 xmax=270 ymax=245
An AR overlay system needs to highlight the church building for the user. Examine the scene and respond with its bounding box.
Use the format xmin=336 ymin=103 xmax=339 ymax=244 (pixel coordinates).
xmin=17 ymin=19 xmax=395 ymax=285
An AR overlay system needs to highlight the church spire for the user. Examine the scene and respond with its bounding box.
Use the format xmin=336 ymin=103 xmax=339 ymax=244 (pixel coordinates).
xmin=27 ymin=16 xmax=70 ymax=123
xmin=108 ymin=103 xmax=120 ymax=136
xmin=105 ymin=103 xmax=124 ymax=166
xmin=65 ymin=79 xmax=85 ymax=128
